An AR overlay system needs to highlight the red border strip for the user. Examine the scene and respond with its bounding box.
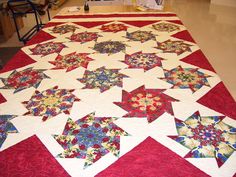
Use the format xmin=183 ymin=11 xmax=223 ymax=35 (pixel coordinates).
xmin=54 ymin=13 xmax=177 ymax=19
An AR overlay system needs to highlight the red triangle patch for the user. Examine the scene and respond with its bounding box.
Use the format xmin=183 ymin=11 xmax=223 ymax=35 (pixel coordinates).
xmin=180 ymin=50 xmax=215 ymax=72
xmin=0 ymin=50 xmax=36 ymax=74
xmin=0 ymin=93 xmax=6 ymax=104
xmin=96 ymin=137 xmax=209 ymax=177
xmin=0 ymin=135 xmax=70 ymax=177
xmin=172 ymin=30 xmax=196 ymax=43
xmin=120 ymin=20 xmax=159 ymax=27
xmin=197 ymin=82 xmax=236 ymax=119
xmin=26 ymin=31 xmax=56 ymax=46
xmin=44 ymin=22 xmax=64 ymax=28
xmin=167 ymin=20 xmax=184 ymax=25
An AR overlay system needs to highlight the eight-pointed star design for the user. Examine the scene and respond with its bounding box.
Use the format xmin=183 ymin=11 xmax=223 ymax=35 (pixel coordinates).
xmin=49 ymin=52 xmax=93 ymax=72
xmin=22 ymin=86 xmax=80 ymax=121
xmin=0 ymin=67 xmax=50 ymax=93
xmin=160 ymin=65 xmax=211 ymax=92
xmin=126 ymin=30 xmax=156 ymax=43
xmin=50 ymin=24 xmax=79 ymax=34
xmin=169 ymin=111 xmax=236 ymax=167
xmin=0 ymin=115 xmax=18 ymax=149
xmin=53 ymin=112 xmax=129 ymax=168
xmin=30 ymin=42 xmax=66 ymax=57
xmin=114 ymin=85 xmax=178 ymax=123
xmin=100 ymin=23 xmax=128 ymax=33
xmin=92 ymin=41 xmax=127 ymax=55
xmin=155 ymin=39 xmax=192 ymax=55
xmin=68 ymin=31 xmax=101 ymax=43
xmin=123 ymin=51 xmax=163 ymax=71
xmin=78 ymin=66 xmax=128 ymax=92
xmin=152 ymin=22 xmax=180 ymax=33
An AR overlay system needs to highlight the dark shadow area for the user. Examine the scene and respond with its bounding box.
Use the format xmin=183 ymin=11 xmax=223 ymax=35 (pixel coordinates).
xmin=0 ymin=47 xmax=21 ymax=69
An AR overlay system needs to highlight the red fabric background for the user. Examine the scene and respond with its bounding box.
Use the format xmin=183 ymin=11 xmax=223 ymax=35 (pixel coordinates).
xmin=0 ymin=93 xmax=6 ymax=104
xmin=0 ymin=135 xmax=70 ymax=177
xmin=198 ymin=82 xmax=236 ymax=119
xmin=181 ymin=50 xmax=216 ymax=72
xmin=97 ymin=137 xmax=209 ymax=177
xmin=0 ymin=50 xmax=36 ymax=74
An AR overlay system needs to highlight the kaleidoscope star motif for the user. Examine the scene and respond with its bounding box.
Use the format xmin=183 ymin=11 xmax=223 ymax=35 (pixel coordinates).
xmin=53 ymin=112 xmax=129 ymax=168
xmin=50 ymin=24 xmax=79 ymax=34
xmin=155 ymin=39 xmax=192 ymax=55
xmin=161 ymin=65 xmax=211 ymax=92
xmin=123 ymin=51 xmax=163 ymax=71
xmin=100 ymin=23 xmax=128 ymax=33
xmin=0 ymin=115 xmax=18 ymax=148
xmin=169 ymin=111 xmax=236 ymax=167
xmin=49 ymin=52 xmax=93 ymax=72
xmin=126 ymin=30 xmax=156 ymax=43
xmin=114 ymin=85 xmax=178 ymax=123
xmin=93 ymin=41 xmax=127 ymax=55
xmin=68 ymin=32 xmax=101 ymax=43
xmin=30 ymin=42 xmax=66 ymax=57
xmin=0 ymin=67 xmax=50 ymax=93
xmin=78 ymin=66 xmax=128 ymax=92
xmin=22 ymin=86 xmax=80 ymax=121
xmin=152 ymin=22 xmax=180 ymax=33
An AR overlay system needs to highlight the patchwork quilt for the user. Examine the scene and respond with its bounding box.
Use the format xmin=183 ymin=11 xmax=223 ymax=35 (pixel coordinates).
xmin=0 ymin=12 xmax=236 ymax=177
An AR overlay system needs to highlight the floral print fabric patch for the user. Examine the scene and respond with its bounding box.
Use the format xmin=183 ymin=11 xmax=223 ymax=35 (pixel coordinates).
xmin=152 ymin=22 xmax=180 ymax=33
xmin=53 ymin=112 xmax=129 ymax=168
xmin=126 ymin=30 xmax=156 ymax=43
xmin=161 ymin=65 xmax=211 ymax=92
xmin=114 ymin=86 xmax=178 ymax=123
xmin=0 ymin=67 xmax=50 ymax=93
xmin=123 ymin=51 xmax=163 ymax=71
xmin=170 ymin=111 xmax=236 ymax=167
xmin=51 ymin=24 xmax=79 ymax=34
xmin=93 ymin=41 xmax=127 ymax=55
xmin=30 ymin=42 xmax=66 ymax=57
xmin=0 ymin=115 xmax=18 ymax=148
xmin=22 ymin=86 xmax=80 ymax=121
xmin=156 ymin=39 xmax=192 ymax=55
xmin=68 ymin=32 xmax=101 ymax=43
xmin=49 ymin=52 xmax=93 ymax=72
xmin=78 ymin=66 xmax=128 ymax=92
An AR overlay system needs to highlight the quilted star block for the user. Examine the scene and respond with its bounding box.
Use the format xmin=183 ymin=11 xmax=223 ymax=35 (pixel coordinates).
xmin=92 ymin=41 xmax=127 ymax=55
xmin=22 ymin=86 xmax=80 ymax=121
xmin=123 ymin=51 xmax=163 ymax=71
xmin=155 ymin=39 xmax=192 ymax=55
xmin=100 ymin=23 xmax=128 ymax=33
xmin=78 ymin=66 xmax=128 ymax=92
xmin=30 ymin=42 xmax=66 ymax=57
xmin=0 ymin=115 xmax=18 ymax=148
xmin=49 ymin=52 xmax=93 ymax=72
xmin=53 ymin=112 xmax=129 ymax=168
xmin=152 ymin=22 xmax=180 ymax=33
xmin=0 ymin=67 xmax=50 ymax=93
xmin=169 ymin=111 xmax=236 ymax=167
xmin=126 ymin=30 xmax=156 ymax=43
xmin=68 ymin=32 xmax=101 ymax=43
xmin=114 ymin=85 xmax=178 ymax=123
xmin=161 ymin=65 xmax=211 ymax=92
xmin=50 ymin=24 xmax=79 ymax=34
